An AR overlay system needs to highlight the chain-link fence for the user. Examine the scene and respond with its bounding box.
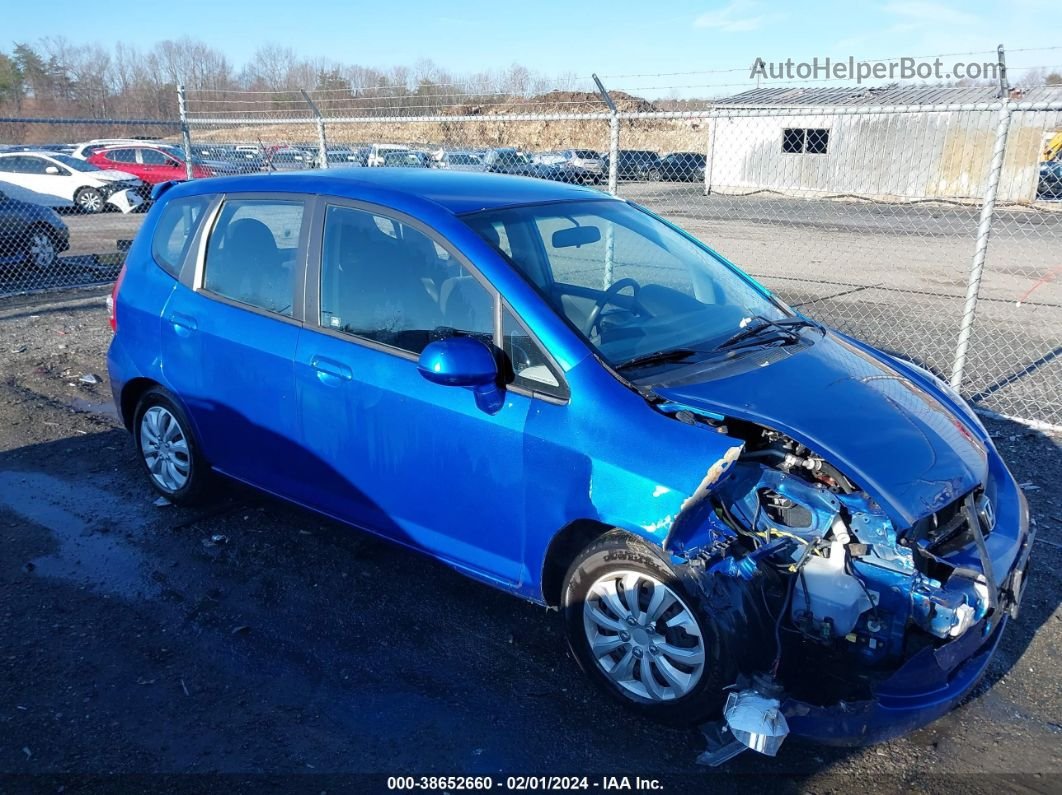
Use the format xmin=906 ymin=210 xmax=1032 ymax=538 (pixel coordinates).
xmin=1 ymin=82 xmax=1060 ymax=426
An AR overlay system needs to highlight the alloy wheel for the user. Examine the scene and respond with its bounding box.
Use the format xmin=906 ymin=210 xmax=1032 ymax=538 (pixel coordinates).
xmin=77 ymin=188 xmax=103 ymax=213
xmin=140 ymin=406 xmax=191 ymax=492
xmin=28 ymin=232 xmax=57 ymax=269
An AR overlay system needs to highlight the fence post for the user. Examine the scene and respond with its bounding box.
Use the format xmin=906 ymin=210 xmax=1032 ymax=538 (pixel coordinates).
xmin=950 ymin=45 xmax=1011 ymax=390
xmin=176 ymin=84 xmax=194 ymax=180
xmin=300 ymin=89 xmax=328 ymax=169
xmin=703 ymin=115 xmax=717 ymax=195
xmin=593 ymin=73 xmax=619 ymax=196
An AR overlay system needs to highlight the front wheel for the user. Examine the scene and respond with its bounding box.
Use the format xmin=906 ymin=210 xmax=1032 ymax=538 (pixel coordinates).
xmin=562 ymin=532 xmax=734 ymax=726
xmin=74 ymin=187 xmax=104 ymax=214
xmin=25 ymin=229 xmax=58 ymax=270
xmin=133 ymin=388 xmax=210 ymax=505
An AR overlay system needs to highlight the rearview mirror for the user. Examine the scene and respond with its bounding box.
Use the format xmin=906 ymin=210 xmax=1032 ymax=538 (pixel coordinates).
xmin=417 ymin=336 xmax=503 ymax=414
xmin=552 ymin=225 xmax=601 ymax=249
xmin=45 ymin=166 xmax=60 ymax=175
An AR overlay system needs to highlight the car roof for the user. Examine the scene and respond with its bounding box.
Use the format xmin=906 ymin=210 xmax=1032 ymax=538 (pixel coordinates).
xmin=163 ymin=168 xmax=610 ymax=215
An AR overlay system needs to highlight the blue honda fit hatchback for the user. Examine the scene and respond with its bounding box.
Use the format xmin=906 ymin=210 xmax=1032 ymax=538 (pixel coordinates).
xmin=108 ymin=169 xmax=1031 ymax=756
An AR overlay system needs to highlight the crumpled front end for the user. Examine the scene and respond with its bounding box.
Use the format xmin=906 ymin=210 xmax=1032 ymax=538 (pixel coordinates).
xmin=658 ymin=410 xmax=1033 ymax=760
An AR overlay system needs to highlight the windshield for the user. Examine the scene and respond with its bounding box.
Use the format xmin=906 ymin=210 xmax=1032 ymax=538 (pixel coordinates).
xmin=463 ymin=199 xmax=790 ymax=372
xmin=50 ymin=153 xmax=100 ymax=172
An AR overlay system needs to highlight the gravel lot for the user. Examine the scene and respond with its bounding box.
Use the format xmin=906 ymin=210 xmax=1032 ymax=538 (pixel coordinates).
xmin=0 ymin=288 xmax=1059 ymax=793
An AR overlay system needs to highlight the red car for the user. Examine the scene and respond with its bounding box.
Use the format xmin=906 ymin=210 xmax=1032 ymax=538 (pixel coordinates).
xmin=87 ymin=145 xmax=214 ymax=184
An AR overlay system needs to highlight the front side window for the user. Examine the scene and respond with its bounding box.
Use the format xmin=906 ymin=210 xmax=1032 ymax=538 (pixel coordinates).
xmin=319 ymin=204 xmax=494 ymax=354
xmin=203 ymin=198 xmax=304 ymax=316
xmin=502 ymin=308 xmax=563 ymax=394
xmin=464 ymin=200 xmax=787 ymax=376
xmin=20 ymin=157 xmax=51 ymax=175
xmin=141 ymin=149 xmax=174 ymax=166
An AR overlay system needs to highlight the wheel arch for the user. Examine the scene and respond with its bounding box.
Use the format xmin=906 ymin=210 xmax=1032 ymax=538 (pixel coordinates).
xmin=119 ymin=377 xmax=162 ymax=431
xmin=540 ymin=519 xmax=651 ymax=607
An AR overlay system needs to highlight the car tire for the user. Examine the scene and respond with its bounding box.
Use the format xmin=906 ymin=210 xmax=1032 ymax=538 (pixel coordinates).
xmin=561 ymin=531 xmax=736 ymax=727
xmin=25 ymin=228 xmax=59 ymax=270
xmin=74 ymin=187 xmax=104 ymax=214
xmin=133 ymin=387 xmax=210 ymax=505
xmin=646 ymin=167 xmax=661 ymax=181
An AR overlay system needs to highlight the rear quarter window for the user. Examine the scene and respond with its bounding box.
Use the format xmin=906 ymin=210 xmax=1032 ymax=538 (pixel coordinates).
xmin=151 ymin=196 xmax=212 ymax=278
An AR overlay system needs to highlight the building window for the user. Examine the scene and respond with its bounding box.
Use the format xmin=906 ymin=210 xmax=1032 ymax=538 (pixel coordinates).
xmin=782 ymin=128 xmax=830 ymax=154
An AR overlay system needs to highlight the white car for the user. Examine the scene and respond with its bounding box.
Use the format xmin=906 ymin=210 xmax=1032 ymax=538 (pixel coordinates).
xmin=70 ymin=138 xmax=161 ymax=161
xmin=367 ymin=143 xmax=409 ymax=167
xmin=0 ymin=152 xmax=144 ymax=214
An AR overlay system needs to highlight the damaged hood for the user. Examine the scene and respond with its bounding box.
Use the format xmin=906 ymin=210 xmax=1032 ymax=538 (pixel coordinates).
xmin=651 ymin=332 xmax=988 ymax=529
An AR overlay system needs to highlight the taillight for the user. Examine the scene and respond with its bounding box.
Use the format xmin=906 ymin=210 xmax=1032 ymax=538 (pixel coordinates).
xmin=108 ymin=264 xmax=127 ymax=332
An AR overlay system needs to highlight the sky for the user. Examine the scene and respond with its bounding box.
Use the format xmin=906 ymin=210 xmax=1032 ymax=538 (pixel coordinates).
xmin=2 ymin=0 xmax=1059 ymax=94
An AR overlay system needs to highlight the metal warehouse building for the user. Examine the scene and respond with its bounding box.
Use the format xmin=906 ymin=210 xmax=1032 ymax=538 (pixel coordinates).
xmin=703 ymin=85 xmax=1062 ymax=203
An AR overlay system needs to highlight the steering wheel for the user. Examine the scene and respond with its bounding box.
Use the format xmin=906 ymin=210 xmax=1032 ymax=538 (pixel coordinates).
xmin=582 ymin=277 xmax=644 ymax=337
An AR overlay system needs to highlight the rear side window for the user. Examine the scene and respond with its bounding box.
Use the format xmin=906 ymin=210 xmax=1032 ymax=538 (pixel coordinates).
xmin=151 ymin=196 xmax=211 ymax=278
xmin=106 ymin=148 xmax=137 ymax=164
xmin=203 ymin=199 xmax=305 ymax=316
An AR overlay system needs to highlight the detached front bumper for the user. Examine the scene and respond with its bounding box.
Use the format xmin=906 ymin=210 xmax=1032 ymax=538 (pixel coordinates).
xmin=785 ymin=470 xmax=1034 ymax=747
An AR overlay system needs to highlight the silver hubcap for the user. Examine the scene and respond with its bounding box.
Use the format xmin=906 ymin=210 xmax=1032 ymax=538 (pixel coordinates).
xmin=140 ymin=406 xmax=191 ymax=492
xmin=582 ymin=569 xmax=705 ymax=702
xmin=78 ymin=191 xmax=102 ymax=212
xmin=29 ymin=233 xmax=56 ymax=268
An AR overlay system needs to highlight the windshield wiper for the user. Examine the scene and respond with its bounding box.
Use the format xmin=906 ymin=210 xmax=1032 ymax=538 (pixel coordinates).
xmin=615 ymin=347 xmax=700 ymax=373
xmin=715 ymin=315 xmax=821 ymax=351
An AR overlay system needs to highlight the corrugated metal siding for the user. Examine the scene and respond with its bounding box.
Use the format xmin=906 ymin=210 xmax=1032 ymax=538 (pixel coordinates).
xmin=707 ymin=107 xmax=1062 ymax=202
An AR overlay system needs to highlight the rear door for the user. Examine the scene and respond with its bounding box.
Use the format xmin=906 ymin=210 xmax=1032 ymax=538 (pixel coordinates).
xmin=293 ymin=200 xmax=534 ymax=586
xmin=160 ymin=192 xmax=310 ymax=495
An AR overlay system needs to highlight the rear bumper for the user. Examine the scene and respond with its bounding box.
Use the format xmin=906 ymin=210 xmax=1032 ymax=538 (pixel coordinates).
xmin=785 ymin=468 xmax=1033 ymax=746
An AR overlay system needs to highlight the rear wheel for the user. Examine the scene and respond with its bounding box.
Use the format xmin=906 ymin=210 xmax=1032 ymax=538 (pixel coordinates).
xmin=646 ymin=167 xmax=661 ymax=181
xmin=74 ymin=187 xmax=104 ymax=214
xmin=133 ymin=388 xmax=210 ymax=505
xmin=562 ymin=532 xmax=734 ymax=726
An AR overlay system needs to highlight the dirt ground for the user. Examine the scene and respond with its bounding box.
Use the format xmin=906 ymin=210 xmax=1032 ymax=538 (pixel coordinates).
xmin=0 ymin=288 xmax=1059 ymax=794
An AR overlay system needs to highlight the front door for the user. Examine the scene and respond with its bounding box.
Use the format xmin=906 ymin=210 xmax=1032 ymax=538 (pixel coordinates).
xmin=293 ymin=201 xmax=532 ymax=586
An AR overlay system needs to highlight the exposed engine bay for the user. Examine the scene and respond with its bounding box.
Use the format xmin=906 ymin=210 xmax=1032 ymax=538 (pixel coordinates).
xmin=661 ymin=413 xmax=1002 ymax=763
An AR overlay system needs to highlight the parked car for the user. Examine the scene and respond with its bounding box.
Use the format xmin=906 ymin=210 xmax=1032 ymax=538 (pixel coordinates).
xmin=381 ymin=150 xmax=433 ymax=168
xmin=602 ymin=150 xmax=663 ymax=181
xmin=0 ymin=187 xmax=69 ymax=269
xmin=71 ymin=138 xmax=163 ymax=161
xmin=1037 ymin=160 xmax=1062 ymax=199
xmin=0 ymin=151 xmax=145 ymax=214
xmin=659 ymin=152 xmax=707 ymax=182
xmin=189 ymin=144 xmax=265 ymax=172
xmin=318 ymin=147 xmax=367 ymax=168
xmin=434 ymin=151 xmax=485 ymax=171
xmin=108 ymin=170 xmax=1032 ymax=759
xmin=88 ymin=145 xmax=218 ymax=184
xmin=480 ymin=148 xmax=539 ymax=177
xmin=368 ymin=144 xmax=409 ymax=167
xmin=555 ymin=149 xmax=604 ymax=184
xmin=264 ymin=146 xmax=317 ymax=172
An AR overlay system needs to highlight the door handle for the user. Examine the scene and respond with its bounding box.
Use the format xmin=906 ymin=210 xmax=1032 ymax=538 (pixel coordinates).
xmin=168 ymin=312 xmax=197 ymax=336
xmin=311 ymin=356 xmax=353 ymax=384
